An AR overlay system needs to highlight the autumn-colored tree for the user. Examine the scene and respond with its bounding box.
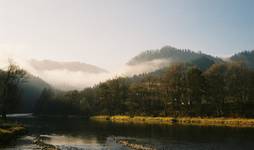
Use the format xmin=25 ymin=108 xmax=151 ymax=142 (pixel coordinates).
xmin=204 ymin=63 xmax=227 ymax=116
xmin=163 ymin=64 xmax=188 ymax=116
xmin=186 ymin=67 xmax=205 ymax=116
xmin=224 ymin=63 xmax=251 ymax=116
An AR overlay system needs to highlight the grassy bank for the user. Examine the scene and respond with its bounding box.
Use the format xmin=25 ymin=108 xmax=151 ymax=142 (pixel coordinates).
xmin=0 ymin=120 xmax=27 ymax=144
xmin=90 ymin=115 xmax=254 ymax=128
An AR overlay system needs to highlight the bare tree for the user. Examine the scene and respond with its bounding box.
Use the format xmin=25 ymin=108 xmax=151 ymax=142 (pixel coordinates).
xmin=0 ymin=60 xmax=26 ymax=119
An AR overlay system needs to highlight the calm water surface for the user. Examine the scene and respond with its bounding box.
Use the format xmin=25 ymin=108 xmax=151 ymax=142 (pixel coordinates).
xmin=3 ymin=115 xmax=254 ymax=150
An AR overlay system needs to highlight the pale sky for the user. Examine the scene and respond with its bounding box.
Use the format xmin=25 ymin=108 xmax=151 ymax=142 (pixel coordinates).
xmin=0 ymin=0 xmax=253 ymax=71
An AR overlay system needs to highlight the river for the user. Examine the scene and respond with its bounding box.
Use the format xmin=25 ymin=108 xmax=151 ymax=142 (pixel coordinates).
xmin=2 ymin=114 xmax=254 ymax=150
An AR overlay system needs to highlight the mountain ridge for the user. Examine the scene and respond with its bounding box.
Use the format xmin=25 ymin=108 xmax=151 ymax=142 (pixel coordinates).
xmin=127 ymin=46 xmax=223 ymax=70
xmin=127 ymin=46 xmax=254 ymax=70
xmin=230 ymin=50 xmax=254 ymax=69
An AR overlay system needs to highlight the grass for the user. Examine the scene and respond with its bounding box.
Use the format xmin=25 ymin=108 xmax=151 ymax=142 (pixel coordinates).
xmin=0 ymin=120 xmax=27 ymax=144
xmin=90 ymin=115 xmax=254 ymax=127
xmin=90 ymin=115 xmax=173 ymax=125
xmin=176 ymin=117 xmax=254 ymax=127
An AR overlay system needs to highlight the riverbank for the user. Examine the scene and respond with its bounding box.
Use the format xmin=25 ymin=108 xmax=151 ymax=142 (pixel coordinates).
xmin=0 ymin=120 xmax=27 ymax=144
xmin=90 ymin=115 xmax=254 ymax=127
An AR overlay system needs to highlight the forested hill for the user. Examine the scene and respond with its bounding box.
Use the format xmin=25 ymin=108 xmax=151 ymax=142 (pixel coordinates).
xmin=230 ymin=50 xmax=254 ymax=69
xmin=0 ymin=67 xmax=51 ymax=114
xmin=19 ymin=74 xmax=51 ymax=113
xmin=29 ymin=46 xmax=254 ymax=117
xmin=127 ymin=46 xmax=223 ymax=70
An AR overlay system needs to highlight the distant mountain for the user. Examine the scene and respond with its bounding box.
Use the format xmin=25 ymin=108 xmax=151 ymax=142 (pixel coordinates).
xmin=30 ymin=59 xmax=108 ymax=73
xmin=127 ymin=46 xmax=223 ymax=70
xmin=230 ymin=50 xmax=254 ymax=69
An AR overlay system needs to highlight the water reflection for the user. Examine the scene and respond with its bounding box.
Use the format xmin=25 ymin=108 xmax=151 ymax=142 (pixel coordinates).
xmin=6 ymin=116 xmax=254 ymax=150
xmin=42 ymin=135 xmax=129 ymax=150
xmin=44 ymin=135 xmax=99 ymax=145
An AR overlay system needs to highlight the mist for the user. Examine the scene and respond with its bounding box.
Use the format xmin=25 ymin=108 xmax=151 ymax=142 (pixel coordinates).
xmin=120 ymin=59 xmax=170 ymax=76
xmin=0 ymin=49 xmax=171 ymax=90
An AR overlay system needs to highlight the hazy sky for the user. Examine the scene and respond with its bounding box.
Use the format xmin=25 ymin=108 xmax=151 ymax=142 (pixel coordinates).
xmin=0 ymin=0 xmax=253 ymax=71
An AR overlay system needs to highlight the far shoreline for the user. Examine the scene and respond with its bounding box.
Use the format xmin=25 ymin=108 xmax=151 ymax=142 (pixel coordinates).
xmin=90 ymin=115 xmax=254 ymax=128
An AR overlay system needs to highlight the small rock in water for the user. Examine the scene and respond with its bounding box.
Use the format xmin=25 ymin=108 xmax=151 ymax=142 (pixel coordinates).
xmin=115 ymin=138 xmax=156 ymax=150
xmin=33 ymin=135 xmax=60 ymax=150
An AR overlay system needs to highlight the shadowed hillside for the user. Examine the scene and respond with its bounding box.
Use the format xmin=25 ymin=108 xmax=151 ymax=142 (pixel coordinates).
xmin=19 ymin=74 xmax=51 ymax=113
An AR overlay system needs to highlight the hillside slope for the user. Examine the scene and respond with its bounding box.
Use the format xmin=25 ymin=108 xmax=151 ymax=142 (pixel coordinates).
xmin=128 ymin=46 xmax=223 ymax=70
xmin=19 ymin=74 xmax=51 ymax=113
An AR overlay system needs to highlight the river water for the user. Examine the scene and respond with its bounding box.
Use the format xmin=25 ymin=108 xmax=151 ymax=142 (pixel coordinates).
xmin=2 ymin=114 xmax=254 ymax=150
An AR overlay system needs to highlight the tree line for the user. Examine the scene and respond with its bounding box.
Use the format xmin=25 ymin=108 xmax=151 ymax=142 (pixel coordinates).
xmin=35 ymin=62 xmax=254 ymax=117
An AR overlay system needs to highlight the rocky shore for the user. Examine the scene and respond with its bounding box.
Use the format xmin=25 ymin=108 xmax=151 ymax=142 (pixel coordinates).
xmin=33 ymin=135 xmax=60 ymax=150
xmin=0 ymin=121 xmax=27 ymax=145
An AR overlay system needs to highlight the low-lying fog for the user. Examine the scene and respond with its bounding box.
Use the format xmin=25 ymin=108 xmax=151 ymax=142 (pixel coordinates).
xmin=0 ymin=51 xmax=170 ymax=90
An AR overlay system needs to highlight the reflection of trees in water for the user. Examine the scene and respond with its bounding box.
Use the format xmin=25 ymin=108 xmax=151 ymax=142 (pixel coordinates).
xmin=8 ymin=117 xmax=254 ymax=150
xmin=12 ymin=117 xmax=254 ymax=142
